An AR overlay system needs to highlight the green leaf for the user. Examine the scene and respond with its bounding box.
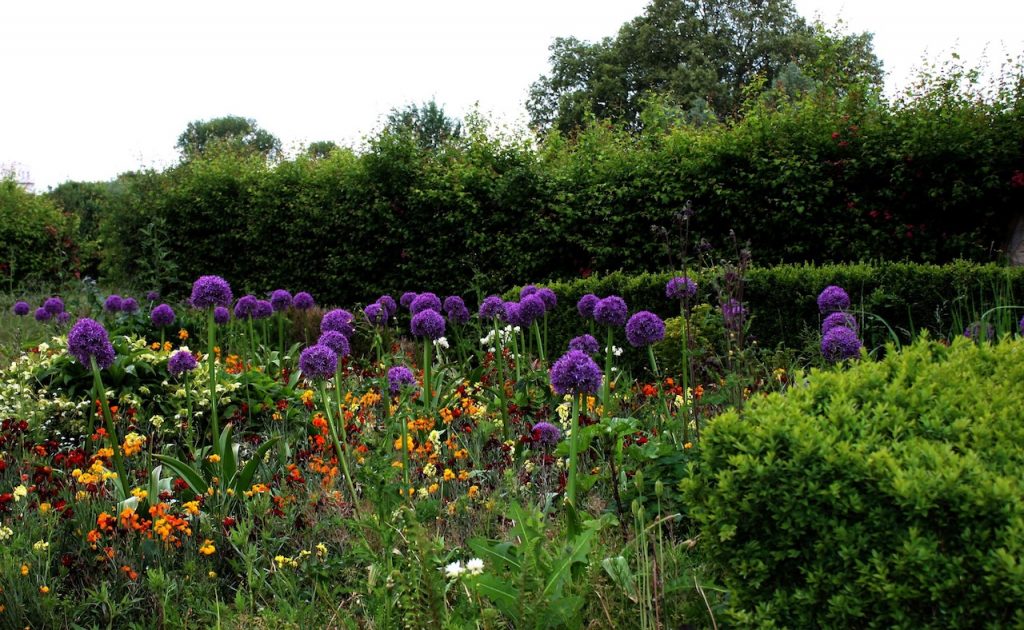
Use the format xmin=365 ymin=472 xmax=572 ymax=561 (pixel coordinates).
xmin=153 ymin=454 xmax=209 ymax=496
xmin=601 ymin=556 xmax=637 ymax=599
xmin=467 ymin=538 xmax=521 ymax=572
xmin=236 ymin=436 xmax=280 ymax=491
xmin=472 ymin=575 xmax=519 ymax=622
xmin=542 ymin=528 xmax=595 ymax=599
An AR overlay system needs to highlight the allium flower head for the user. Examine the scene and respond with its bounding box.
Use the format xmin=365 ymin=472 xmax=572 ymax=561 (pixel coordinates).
xmin=519 ymin=285 xmax=539 ymax=299
xmin=121 ymin=297 xmax=139 ymax=314
xmin=270 ymin=290 xmax=293 ymax=312
xmin=234 ymin=295 xmax=258 ymax=320
xmin=568 ymin=334 xmax=600 ymax=356
xmin=213 ymin=306 xmax=230 ymax=325
xmin=519 ymin=295 xmax=546 ymax=325
xmin=364 ymin=302 xmax=387 ymax=326
xmin=400 ymin=292 xmax=418 ymax=309
xmin=12 ymin=301 xmax=30 ymax=316
xmin=293 ymin=292 xmax=315 ymax=310
xmin=190 ymin=276 xmax=233 ymax=309
xmin=478 ymin=296 xmax=505 ymax=320
xmin=666 ymin=277 xmax=697 ymax=301
xmin=318 ymin=331 xmax=350 ymax=357
xmin=253 ymin=300 xmax=273 ymax=320
xmin=531 ymin=421 xmax=562 ymax=446
xmin=67 ymin=318 xmax=116 ymax=369
xmin=299 ymin=344 xmax=338 ymax=381
xmin=320 ymin=309 xmax=355 ymax=338
xmin=56 ymin=311 xmax=71 ymax=325
xmin=817 ymin=285 xmax=850 ymax=314
xmin=410 ymin=292 xmax=442 ymax=315
xmin=577 ymin=294 xmax=599 ymax=319
xmin=104 ymin=295 xmax=123 ymax=312
xmin=43 ymin=297 xmax=64 ymax=315
xmin=378 ymin=295 xmax=397 ymax=318
xmin=443 ymin=295 xmax=465 ymax=313
xmin=721 ymin=299 xmax=747 ymax=331
xmin=168 ymin=350 xmax=198 ymax=376
xmin=145 ymin=290 xmax=160 ymax=302
xmin=447 ymin=303 xmax=471 ymax=326
xmin=536 ymin=288 xmax=557 ymax=311
xmin=34 ymin=307 xmax=51 ymax=322
xmin=387 ymin=365 xmax=416 ymax=395
xmin=1019 ymin=315 xmax=1024 ymax=337
xmin=821 ymin=326 xmax=862 ymax=362
xmin=549 ymin=349 xmax=603 ymax=395
xmin=594 ymin=296 xmax=628 ymax=327
xmin=625 ymin=311 xmax=666 ymax=347
xmin=411 ymin=309 xmax=446 ymax=340
xmin=502 ymin=301 xmax=522 ymax=327
xmin=821 ymin=311 xmax=858 ymax=335
xmin=151 ymin=304 xmax=176 ymax=328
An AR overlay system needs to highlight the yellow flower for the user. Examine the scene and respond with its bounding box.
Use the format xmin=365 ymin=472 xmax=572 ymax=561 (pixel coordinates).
xmin=38 ymin=502 xmax=51 ymax=514
xmin=207 ymin=454 xmax=221 ymax=463
xmin=183 ymin=501 xmax=200 ymax=515
xmin=163 ymin=341 xmax=172 ymax=352
xmin=208 ymin=571 xmax=217 ymax=578
xmin=458 ymin=470 xmax=470 ymax=482
xmin=301 ymin=389 xmax=315 ymax=405
xmin=122 ymin=432 xmax=147 ymax=457
xmin=39 ymin=585 xmax=49 ymax=595
xmin=316 ymin=543 xmax=328 ymax=558
xmin=468 ymin=485 xmax=479 ymax=498
xmin=443 ymin=468 xmax=455 ymax=481
xmin=13 ymin=485 xmax=27 ymax=501
xmin=199 ymin=539 xmax=216 ymax=555
xmin=20 ymin=564 xmax=29 ymax=576
xmin=428 ymin=483 xmax=439 ymax=494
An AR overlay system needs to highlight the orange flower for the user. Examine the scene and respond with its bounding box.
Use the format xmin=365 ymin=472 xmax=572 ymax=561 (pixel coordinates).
xmin=178 ymin=329 xmax=189 ymax=340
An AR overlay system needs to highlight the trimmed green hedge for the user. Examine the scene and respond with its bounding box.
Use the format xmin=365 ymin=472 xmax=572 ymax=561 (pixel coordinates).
xmin=0 ymin=179 xmax=79 ymax=286
xmin=680 ymin=337 xmax=1024 ymax=627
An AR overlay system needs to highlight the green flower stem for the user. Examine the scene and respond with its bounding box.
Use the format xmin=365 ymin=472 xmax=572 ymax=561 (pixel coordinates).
xmin=679 ymin=303 xmax=691 ymax=445
xmin=322 ymin=377 xmax=361 ymax=518
xmin=567 ymin=393 xmax=581 ymax=508
xmin=646 ymin=346 xmax=670 ymax=436
xmin=423 ymin=340 xmax=434 ymax=413
xmin=184 ymin=372 xmax=194 ymax=449
xmin=532 ymin=321 xmax=546 ymax=364
xmin=206 ymin=309 xmax=220 ymax=455
xmin=397 ymin=390 xmax=411 ymax=497
xmin=602 ymin=327 xmax=615 ymax=417
xmin=492 ymin=320 xmax=509 ymax=440
xmin=91 ymin=356 xmax=130 ymax=500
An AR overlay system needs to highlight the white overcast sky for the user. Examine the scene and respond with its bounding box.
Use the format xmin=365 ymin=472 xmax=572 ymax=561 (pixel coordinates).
xmin=1 ymin=0 xmax=1021 ymax=190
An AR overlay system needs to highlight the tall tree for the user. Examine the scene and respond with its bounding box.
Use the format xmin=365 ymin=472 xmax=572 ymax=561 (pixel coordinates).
xmin=384 ymin=100 xmax=462 ymax=150
xmin=176 ymin=115 xmax=282 ymax=161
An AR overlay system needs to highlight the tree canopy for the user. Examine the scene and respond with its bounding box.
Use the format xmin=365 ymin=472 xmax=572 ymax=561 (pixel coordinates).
xmin=176 ymin=115 xmax=282 ymax=161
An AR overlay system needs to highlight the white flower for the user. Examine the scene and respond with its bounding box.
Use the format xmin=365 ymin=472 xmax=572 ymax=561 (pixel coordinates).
xmin=33 ymin=540 xmax=49 ymax=552
xmin=13 ymin=485 xmax=27 ymax=501
xmin=613 ymin=345 xmax=624 ymax=357
xmin=0 ymin=525 xmax=13 ymax=541
xmin=443 ymin=561 xmax=465 ymax=578
xmin=433 ymin=337 xmax=450 ymax=350
xmin=466 ymin=558 xmax=484 ymax=575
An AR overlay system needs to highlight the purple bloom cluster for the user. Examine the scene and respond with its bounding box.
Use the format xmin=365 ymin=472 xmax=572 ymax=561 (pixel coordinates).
xmin=12 ymin=301 xmax=30 ymax=316
xmin=190 ymin=276 xmax=233 ymax=309
xmin=400 ymin=292 xmax=418 ymax=309
xmin=594 ymin=296 xmax=628 ymax=327
xmin=479 ymin=295 xmax=505 ymax=320
xmin=318 ymin=330 xmax=350 ymax=357
xmin=821 ymin=326 xmax=862 ymax=362
xmin=502 ymin=301 xmax=522 ymax=327
xmin=536 ymin=288 xmax=557 ymax=311
xmin=253 ymin=300 xmax=273 ymax=320
xmin=293 ymin=292 xmax=315 ymax=310
xmin=1020 ymin=315 xmax=1024 ymax=337
xmin=121 ymin=297 xmax=139 ymax=314
xmin=213 ymin=307 xmax=231 ymax=325
xmin=817 ymin=285 xmax=850 ymax=315
xmin=625 ymin=311 xmax=666 ymax=347
xmin=234 ymin=295 xmax=258 ymax=320
xmin=151 ymin=304 xmax=176 ymax=328
xmin=821 ymin=312 xmax=858 ymax=335
xmin=145 ymin=290 xmax=160 ymax=302
xmin=721 ymin=299 xmax=747 ymax=331
xmin=387 ymin=365 xmax=416 ymax=395
xmin=411 ymin=309 xmax=446 ymax=340
xmin=410 ymin=292 xmax=442 ymax=315
xmin=364 ymin=302 xmax=387 ymax=326
xmin=519 ymin=294 xmax=546 ymax=325
xmin=299 ymin=344 xmax=338 ymax=381
xmin=444 ymin=296 xmax=470 ymax=325
xmin=321 ymin=309 xmax=355 ymax=338
xmin=34 ymin=307 xmax=51 ymax=322
xmin=167 ymin=350 xmax=198 ymax=377
xmin=666 ymin=277 xmax=697 ymax=301
xmin=56 ymin=312 xmax=71 ymax=326
xmin=270 ymin=289 xmax=293 ymax=312
xmin=530 ymin=422 xmax=562 ymax=446
xmin=378 ymin=295 xmax=397 ymax=318
xmin=568 ymin=334 xmax=600 ymax=356
xmin=67 ymin=318 xmax=116 ymax=370
xmin=549 ymin=349 xmax=603 ymax=395
xmin=577 ymin=294 xmax=599 ymax=319
xmin=43 ymin=297 xmax=65 ymax=315
xmin=519 ymin=285 xmax=539 ymax=299
xmin=104 ymin=295 xmax=123 ymax=313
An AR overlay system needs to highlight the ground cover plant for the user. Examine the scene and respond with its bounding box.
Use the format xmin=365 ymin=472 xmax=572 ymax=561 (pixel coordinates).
xmin=1 ymin=271 xmax=1022 ymax=628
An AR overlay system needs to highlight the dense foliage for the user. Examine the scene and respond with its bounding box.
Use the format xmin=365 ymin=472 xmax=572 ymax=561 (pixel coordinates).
xmin=0 ymin=179 xmax=79 ymax=287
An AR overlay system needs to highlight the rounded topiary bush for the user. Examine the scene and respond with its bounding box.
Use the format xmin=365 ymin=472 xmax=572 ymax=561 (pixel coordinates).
xmin=681 ymin=336 xmax=1024 ymax=628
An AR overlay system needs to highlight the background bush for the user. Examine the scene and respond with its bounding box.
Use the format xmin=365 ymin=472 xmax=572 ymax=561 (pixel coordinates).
xmin=0 ymin=178 xmax=79 ymax=288
xmin=680 ymin=337 xmax=1024 ymax=627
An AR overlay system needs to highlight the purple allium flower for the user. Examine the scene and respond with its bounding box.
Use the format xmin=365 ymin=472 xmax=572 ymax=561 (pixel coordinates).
xmin=190 ymin=276 xmax=233 ymax=309
xmin=821 ymin=326 xmax=862 ymax=362
xmin=443 ymin=295 xmax=465 ymax=313
xmin=12 ymin=301 xmax=30 ymax=316
xmin=56 ymin=311 xmax=71 ymax=326
xmin=167 ymin=350 xmax=198 ymax=377
xmin=145 ymin=290 xmax=160 ymax=302
xmin=964 ymin=322 xmax=995 ymax=341
xmin=549 ymin=349 xmax=603 ymax=395
xmin=321 ymin=309 xmax=355 ymax=337
xmin=410 ymin=292 xmax=442 ymax=315
xmin=150 ymin=304 xmax=176 ymax=328
xmin=104 ymin=294 xmax=123 ymax=313
xmin=253 ymin=300 xmax=273 ymax=320
xmin=299 ymin=344 xmax=338 ymax=381
xmin=293 ymin=292 xmax=315 ymax=310
xmin=364 ymin=302 xmax=387 ymax=326
xmin=626 ymin=311 xmax=666 ymax=347
xmin=447 ymin=304 xmax=470 ymax=326
xmin=121 ymin=297 xmax=139 ymax=314
xmin=519 ymin=285 xmax=539 ymax=299
xmin=568 ymin=334 xmax=600 ymax=356
xmin=577 ymin=294 xmax=599 ymax=319
xmin=594 ymin=296 xmax=628 ymax=327
xmin=817 ymin=285 xmax=850 ymax=315
xmin=234 ymin=295 xmax=258 ymax=320
xmin=387 ymin=365 xmax=416 ymax=395
xmin=502 ymin=301 xmax=523 ymax=327
xmin=67 ymin=318 xmax=116 ymax=369
xmin=1019 ymin=314 xmax=1024 ymax=337
xmin=270 ymin=289 xmax=293 ymax=312
xmin=536 ymin=288 xmax=557 ymax=311
xmin=822 ymin=311 xmax=858 ymax=335
xmin=530 ymin=421 xmax=562 ymax=446
xmin=378 ymin=295 xmax=397 ymax=318
xmin=666 ymin=277 xmax=698 ymax=301
xmin=519 ymin=295 xmax=546 ymax=325
xmin=400 ymin=292 xmax=418 ymax=309
xmin=721 ymin=299 xmax=747 ymax=331
xmin=34 ymin=307 xmax=51 ymax=322
xmin=318 ymin=330 xmax=350 ymax=358
xmin=43 ymin=297 xmax=65 ymax=315
xmin=479 ymin=296 xmax=505 ymax=320
xmin=213 ymin=306 xmax=230 ymax=325
xmin=410 ymin=309 xmax=446 ymax=340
